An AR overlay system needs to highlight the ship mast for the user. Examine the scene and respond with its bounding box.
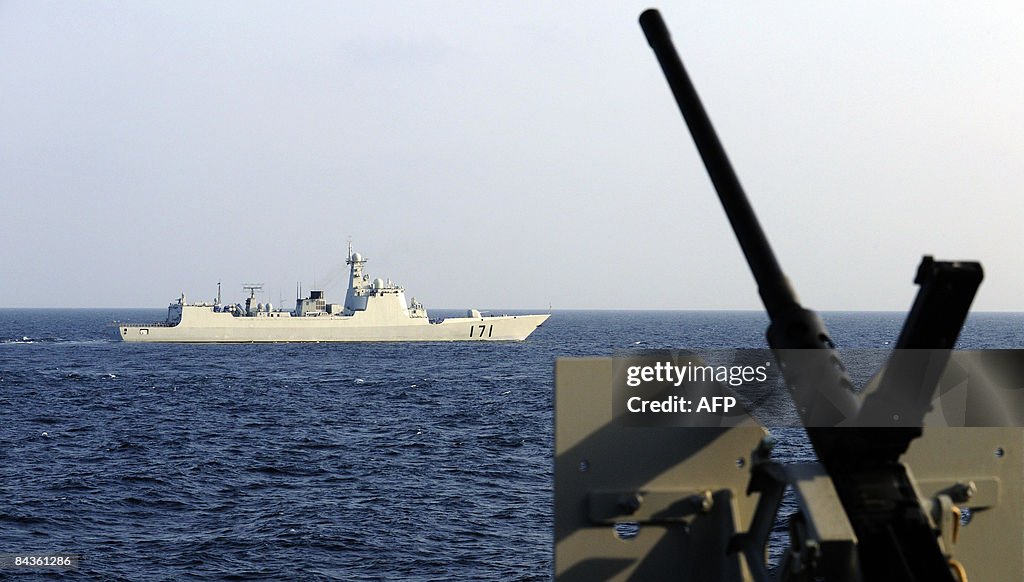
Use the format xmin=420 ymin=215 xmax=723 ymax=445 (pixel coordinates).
xmin=242 ymin=283 xmax=263 ymax=315
xmin=242 ymin=283 xmax=263 ymax=300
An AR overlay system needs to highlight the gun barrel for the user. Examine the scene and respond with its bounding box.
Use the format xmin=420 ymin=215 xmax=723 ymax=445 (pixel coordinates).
xmin=639 ymin=9 xmax=797 ymax=318
xmin=640 ymin=9 xmax=859 ymax=425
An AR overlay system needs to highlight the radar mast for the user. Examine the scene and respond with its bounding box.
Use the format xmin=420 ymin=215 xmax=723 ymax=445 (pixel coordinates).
xmin=242 ymin=283 xmax=263 ymax=300
xmin=242 ymin=283 xmax=263 ymax=316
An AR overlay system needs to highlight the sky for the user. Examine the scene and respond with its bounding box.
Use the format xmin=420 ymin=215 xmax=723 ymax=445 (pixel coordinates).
xmin=2 ymin=2 xmax=1023 ymax=311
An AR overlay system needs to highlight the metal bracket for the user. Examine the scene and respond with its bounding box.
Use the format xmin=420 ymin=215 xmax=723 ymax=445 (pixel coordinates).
xmin=589 ymin=489 xmax=714 ymax=524
xmin=920 ymin=478 xmax=1000 ymax=510
xmin=732 ymin=461 xmax=860 ymax=582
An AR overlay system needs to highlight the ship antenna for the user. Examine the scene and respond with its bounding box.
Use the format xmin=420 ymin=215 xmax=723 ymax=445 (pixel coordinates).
xmin=217 ymin=281 xmax=222 ymax=305
xmin=242 ymin=283 xmax=263 ymax=299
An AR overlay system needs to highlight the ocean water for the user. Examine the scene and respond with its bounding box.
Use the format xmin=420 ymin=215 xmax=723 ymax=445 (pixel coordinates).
xmin=2 ymin=309 xmax=1023 ymax=580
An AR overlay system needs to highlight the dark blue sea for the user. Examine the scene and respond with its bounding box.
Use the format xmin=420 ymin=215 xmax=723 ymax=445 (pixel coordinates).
xmin=2 ymin=309 xmax=1023 ymax=580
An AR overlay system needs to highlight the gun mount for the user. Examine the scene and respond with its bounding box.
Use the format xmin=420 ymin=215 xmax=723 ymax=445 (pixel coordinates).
xmin=554 ymin=9 xmax=1023 ymax=581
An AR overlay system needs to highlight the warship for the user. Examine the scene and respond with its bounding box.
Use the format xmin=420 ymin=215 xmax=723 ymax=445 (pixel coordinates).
xmin=117 ymin=246 xmax=549 ymax=343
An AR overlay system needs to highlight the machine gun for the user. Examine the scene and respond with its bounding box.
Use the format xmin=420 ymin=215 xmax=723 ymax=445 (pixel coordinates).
xmin=555 ymin=9 xmax=1021 ymax=581
xmin=639 ymin=9 xmax=975 ymax=580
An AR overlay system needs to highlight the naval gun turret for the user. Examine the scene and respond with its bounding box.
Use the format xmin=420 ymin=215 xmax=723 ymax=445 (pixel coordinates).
xmin=554 ymin=9 xmax=1024 ymax=581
